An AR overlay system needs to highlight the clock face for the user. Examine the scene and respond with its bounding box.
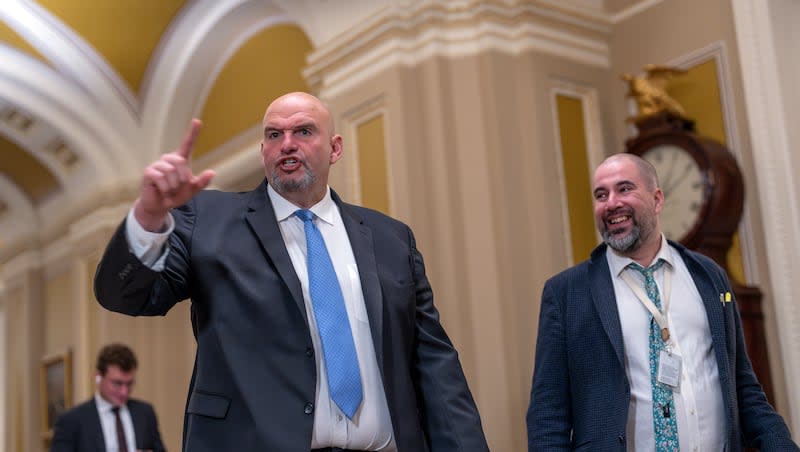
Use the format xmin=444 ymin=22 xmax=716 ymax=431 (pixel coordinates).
xmin=641 ymin=144 xmax=706 ymax=242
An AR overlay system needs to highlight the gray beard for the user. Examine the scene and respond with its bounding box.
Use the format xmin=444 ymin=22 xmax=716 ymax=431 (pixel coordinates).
xmin=602 ymin=224 xmax=642 ymax=253
xmin=270 ymin=168 xmax=315 ymax=194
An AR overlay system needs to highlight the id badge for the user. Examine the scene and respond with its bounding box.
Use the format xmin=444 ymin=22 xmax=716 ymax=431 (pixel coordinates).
xmin=657 ymin=350 xmax=682 ymax=389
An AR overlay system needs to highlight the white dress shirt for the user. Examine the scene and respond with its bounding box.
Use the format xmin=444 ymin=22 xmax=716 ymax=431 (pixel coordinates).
xmin=95 ymin=394 xmax=136 ymax=452
xmin=607 ymin=235 xmax=725 ymax=452
xmin=125 ymin=185 xmax=395 ymax=451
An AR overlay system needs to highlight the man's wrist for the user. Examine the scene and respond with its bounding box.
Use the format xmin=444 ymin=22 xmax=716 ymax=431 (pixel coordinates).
xmin=133 ymin=200 xmax=168 ymax=233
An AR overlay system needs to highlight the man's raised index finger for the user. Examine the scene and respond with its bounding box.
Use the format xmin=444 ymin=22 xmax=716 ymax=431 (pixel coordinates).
xmin=177 ymin=119 xmax=202 ymax=158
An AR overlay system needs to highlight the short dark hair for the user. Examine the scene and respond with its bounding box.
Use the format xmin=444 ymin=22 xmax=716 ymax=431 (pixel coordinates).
xmin=96 ymin=343 xmax=138 ymax=375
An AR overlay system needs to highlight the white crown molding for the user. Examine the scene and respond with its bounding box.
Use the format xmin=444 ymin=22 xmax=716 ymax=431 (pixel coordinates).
xmin=731 ymin=0 xmax=800 ymax=432
xmin=0 ymin=249 xmax=42 ymax=284
xmin=610 ymin=0 xmax=665 ymax=24
xmin=0 ymin=175 xmax=38 ymax=260
xmin=198 ymin=124 xmax=264 ymax=191
xmin=304 ymin=1 xmax=611 ymax=99
xmin=68 ymin=203 xmax=132 ymax=246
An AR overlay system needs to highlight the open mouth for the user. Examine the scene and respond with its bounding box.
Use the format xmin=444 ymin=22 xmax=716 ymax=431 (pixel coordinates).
xmin=279 ymin=157 xmax=302 ymax=171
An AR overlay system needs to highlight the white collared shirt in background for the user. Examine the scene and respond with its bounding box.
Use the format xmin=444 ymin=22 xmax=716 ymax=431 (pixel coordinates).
xmin=95 ymin=394 xmax=136 ymax=452
xmin=607 ymin=235 xmax=725 ymax=452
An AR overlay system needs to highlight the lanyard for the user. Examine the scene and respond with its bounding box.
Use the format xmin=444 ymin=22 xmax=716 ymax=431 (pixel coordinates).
xmin=620 ymin=263 xmax=673 ymax=343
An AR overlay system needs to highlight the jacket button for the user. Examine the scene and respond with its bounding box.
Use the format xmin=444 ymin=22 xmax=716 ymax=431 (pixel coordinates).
xmin=306 ymin=347 xmax=314 ymax=357
xmin=304 ymin=403 xmax=314 ymax=414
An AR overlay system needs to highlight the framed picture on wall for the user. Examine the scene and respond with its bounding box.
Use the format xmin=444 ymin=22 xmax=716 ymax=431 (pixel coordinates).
xmin=40 ymin=349 xmax=73 ymax=442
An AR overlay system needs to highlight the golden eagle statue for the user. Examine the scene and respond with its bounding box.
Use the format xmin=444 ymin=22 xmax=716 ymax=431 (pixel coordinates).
xmin=621 ymin=64 xmax=688 ymax=122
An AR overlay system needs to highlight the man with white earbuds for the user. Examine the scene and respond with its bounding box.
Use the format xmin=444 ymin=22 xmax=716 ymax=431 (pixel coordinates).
xmin=50 ymin=343 xmax=166 ymax=452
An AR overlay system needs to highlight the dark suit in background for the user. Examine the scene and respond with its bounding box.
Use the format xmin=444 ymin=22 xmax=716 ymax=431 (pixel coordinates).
xmin=51 ymin=398 xmax=165 ymax=452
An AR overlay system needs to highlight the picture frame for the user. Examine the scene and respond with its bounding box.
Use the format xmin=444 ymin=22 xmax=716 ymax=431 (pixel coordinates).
xmin=40 ymin=349 xmax=73 ymax=442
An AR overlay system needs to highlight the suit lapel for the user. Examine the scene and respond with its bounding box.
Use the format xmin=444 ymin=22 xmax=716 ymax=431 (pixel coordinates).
xmin=244 ymin=181 xmax=306 ymax=322
xmin=89 ymin=399 xmax=106 ymax=451
xmin=335 ymin=193 xmax=384 ymax=370
xmin=588 ymin=246 xmax=627 ymax=369
xmin=128 ymin=402 xmax=145 ymax=449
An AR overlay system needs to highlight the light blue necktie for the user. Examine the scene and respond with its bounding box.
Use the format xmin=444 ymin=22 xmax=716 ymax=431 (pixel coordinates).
xmin=629 ymin=260 xmax=680 ymax=452
xmin=296 ymin=209 xmax=363 ymax=419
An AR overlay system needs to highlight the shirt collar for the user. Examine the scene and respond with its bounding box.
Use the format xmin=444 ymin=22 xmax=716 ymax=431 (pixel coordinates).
xmin=94 ymin=393 xmax=123 ymax=412
xmin=607 ymin=233 xmax=675 ymax=277
xmin=267 ymin=184 xmax=337 ymax=226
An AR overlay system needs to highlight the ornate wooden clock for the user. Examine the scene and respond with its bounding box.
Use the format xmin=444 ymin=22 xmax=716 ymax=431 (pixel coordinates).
xmin=625 ymin=112 xmax=743 ymax=265
xmin=624 ymin=108 xmax=774 ymax=404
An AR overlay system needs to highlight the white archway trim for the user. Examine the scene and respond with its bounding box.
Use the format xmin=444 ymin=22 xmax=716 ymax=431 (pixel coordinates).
xmin=0 ymin=1 xmax=139 ymax=141
xmin=0 ymin=175 xmax=39 ymax=256
xmin=731 ymin=0 xmax=800 ymax=432
xmin=141 ymin=0 xmax=292 ymax=161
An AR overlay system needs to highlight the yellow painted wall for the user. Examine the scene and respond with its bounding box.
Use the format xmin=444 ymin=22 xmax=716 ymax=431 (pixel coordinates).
xmin=196 ymin=25 xmax=312 ymax=158
xmin=37 ymin=0 xmax=186 ymax=93
xmin=45 ymin=271 xmax=73 ymax=355
xmin=556 ymin=95 xmax=595 ymax=262
xmin=356 ymin=115 xmax=390 ymax=214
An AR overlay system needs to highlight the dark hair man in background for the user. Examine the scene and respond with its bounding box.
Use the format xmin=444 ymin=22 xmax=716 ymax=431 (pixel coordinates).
xmin=527 ymin=153 xmax=798 ymax=451
xmin=51 ymin=343 xmax=166 ymax=452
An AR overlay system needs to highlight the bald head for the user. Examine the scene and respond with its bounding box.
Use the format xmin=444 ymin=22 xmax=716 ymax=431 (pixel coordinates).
xmin=263 ymin=92 xmax=335 ymax=137
xmin=598 ymin=153 xmax=659 ymax=191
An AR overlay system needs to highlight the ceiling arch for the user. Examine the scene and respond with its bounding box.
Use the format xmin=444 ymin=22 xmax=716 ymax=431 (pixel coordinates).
xmin=0 ymin=0 xmax=313 ymax=261
xmin=0 ymin=0 xmax=656 ymax=261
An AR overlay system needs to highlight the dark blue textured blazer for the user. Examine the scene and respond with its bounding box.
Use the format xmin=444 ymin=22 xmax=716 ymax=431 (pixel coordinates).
xmin=94 ymin=181 xmax=488 ymax=452
xmin=50 ymin=398 xmax=165 ymax=452
xmin=527 ymin=241 xmax=798 ymax=451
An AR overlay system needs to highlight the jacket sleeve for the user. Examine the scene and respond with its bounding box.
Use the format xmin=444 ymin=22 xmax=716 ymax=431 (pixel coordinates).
xmin=407 ymin=228 xmax=490 ymax=451
xmin=527 ymin=280 xmax=573 ymax=451
xmin=146 ymin=403 xmax=168 ymax=452
xmin=49 ymin=410 xmax=79 ymax=452
xmin=724 ymin=268 xmax=800 ymax=451
xmin=94 ymin=203 xmax=195 ymax=317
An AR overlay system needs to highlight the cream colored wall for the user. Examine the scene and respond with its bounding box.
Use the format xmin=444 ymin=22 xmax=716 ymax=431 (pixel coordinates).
xmin=324 ymin=49 xmax=613 ymax=451
xmin=1 ymin=217 xmax=195 ymax=452
xmin=4 ymin=1 xmax=800 ymax=451
xmin=3 ymin=272 xmax=44 ymax=452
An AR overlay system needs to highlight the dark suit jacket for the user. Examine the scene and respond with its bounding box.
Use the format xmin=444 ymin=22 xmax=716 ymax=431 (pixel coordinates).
xmin=94 ymin=182 xmax=488 ymax=452
xmin=526 ymin=241 xmax=798 ymax=451
xmin=50 ymin=398 xmax=166 ymax=452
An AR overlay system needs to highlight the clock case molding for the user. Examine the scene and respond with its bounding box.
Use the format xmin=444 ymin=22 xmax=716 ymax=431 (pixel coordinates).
xmin=625 ymin=111 xmax=774 ymax=404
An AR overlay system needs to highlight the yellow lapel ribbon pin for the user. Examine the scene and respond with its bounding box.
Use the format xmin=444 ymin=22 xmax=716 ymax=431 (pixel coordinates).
xmin=720 ymin=291 xmax=732 ymax=303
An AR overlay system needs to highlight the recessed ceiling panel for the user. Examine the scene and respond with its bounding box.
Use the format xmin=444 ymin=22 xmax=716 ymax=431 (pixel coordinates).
xmin=0 ymin=134 xmax=60 ymax=203
xmin=37 ymin=0 xmax=186 ymax=94
xmin=195 ymin=24 xmax=312 ymax=158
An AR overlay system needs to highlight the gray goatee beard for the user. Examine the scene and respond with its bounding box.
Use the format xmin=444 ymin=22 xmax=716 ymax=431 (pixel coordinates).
xmin=270 ymin=168 xmax=315 ymax=194
xmin=602 ymin=224 xmax=642 ymax=254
